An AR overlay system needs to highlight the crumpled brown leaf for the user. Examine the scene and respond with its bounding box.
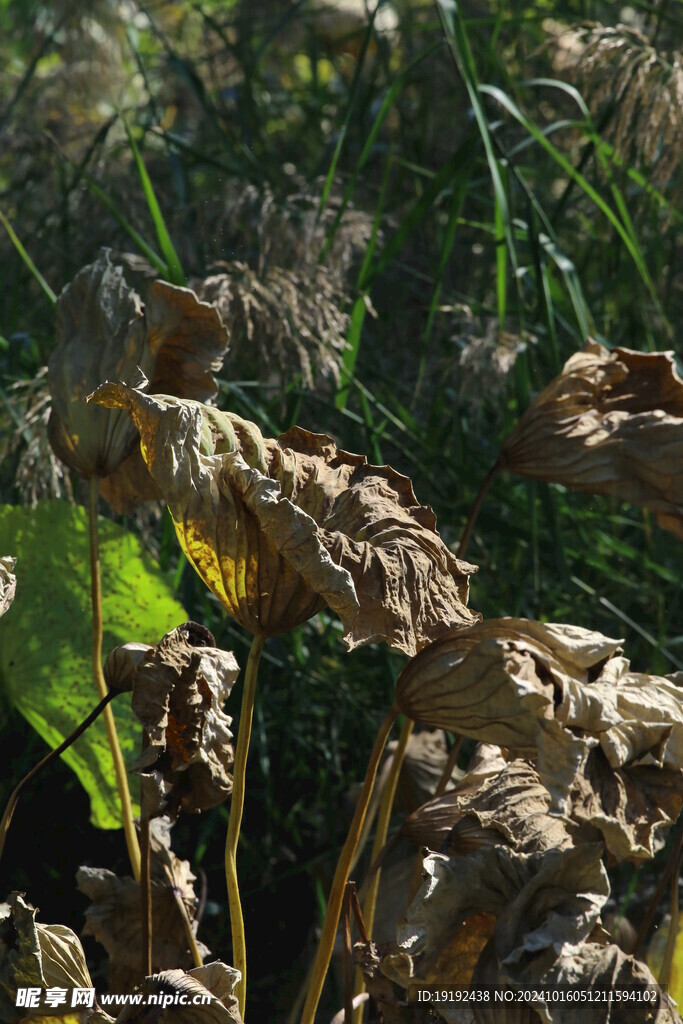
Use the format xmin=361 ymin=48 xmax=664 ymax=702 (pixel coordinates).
xmin=561 ymin=745 xmax=683 ymax=863
xmin=105 ymin=622 xmax=238 ymax=820
xmin=401 ymin=749 xmax=575 ymax=856
xmin=382 ymin=842 xmax=609 ymax=992
xmin=395 ymin=618 xmax=623 ymax=748
xmin=113 ymin=962 xmax=242 ymax=1023
xmin=395 ymin=618 xmax=683 ymax=859
xmin=488 ymin=941 xmax=681 ymax=1024
xmin=47 ymin=249 xmax=228 ymax=492
xmin=77 ymin=820 xmax=209 ymax=994
xmin=0 ymin=892 xmax=113 ymax=1023
xmin=88 ymin=384 xmax=479 ymax=654
xmin=500 ymin=340 xmax=683 ymax=537
xmin=0 ymin=557 xmax=16 ymax=618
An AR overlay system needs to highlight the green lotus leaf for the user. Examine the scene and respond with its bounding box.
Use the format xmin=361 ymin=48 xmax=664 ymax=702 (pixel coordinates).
xmin=0 ymin=501 xmax=187 ymax=828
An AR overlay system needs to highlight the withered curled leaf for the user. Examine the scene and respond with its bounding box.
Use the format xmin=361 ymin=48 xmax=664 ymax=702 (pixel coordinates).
xmin=88 ymin=384 xmax=478 ymax=654
xmin=401 ymin=751 xmax=575 ymax=856
xmin=382 ymin=843 xmax=609 ymax=992
xmin=122 ymin=622 xmax=239 ymax=820
xmin=500 ymin=340 xmax=683 ymax=537
xmin=496 ymin=942 xmax=681 ymax=1024
xmin=396 ymin=619 xmax=683 ymax=860
xmin=47 ymin=249 xmax=228 ymax=491
xmin=0 ymin=892 xmax=112 ymax=1023
xmin=395 ymin=618 xmax=623 ymax=748
xmin=77 ymin=820 xmax=209 ymax=993
xmin=113 ymin=962 xmax=242 ymax=1023
xmin=0 ymin=557 xmax=16 ymax=619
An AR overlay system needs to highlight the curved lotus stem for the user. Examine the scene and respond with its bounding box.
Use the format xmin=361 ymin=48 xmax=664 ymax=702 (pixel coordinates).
xmin=457 ymin=460 xmax=500 ymax=559
xmin=301 ymin=706 xmax=399 ymax=1024
xmin=225 ymin=633 xmax=265 ymax=1016
xmin=353 ymin=716 xmax=413 ymax=1022
xmin=89 ymin=477 xmax=141 ymax=880
xmin=0 ymin=690 xmax=115 ymax=866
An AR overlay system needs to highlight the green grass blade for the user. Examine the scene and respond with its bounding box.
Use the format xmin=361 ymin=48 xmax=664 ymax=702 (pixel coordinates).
xmin=479 ymin=84 xmax=665 ymax=325
xmin=0 ymin=211 xmax=56 ymax=305
xmin=121 ymin=116 xmax=185 ymax=285
xmin=494 ymin=159 xmax=508 ymax=328
xmin=81 ymin=171 xmax=168 ymax=275
xmin=436 ymin=0 xmax=518 ymax=279
xmin=336 ymin=145 xmax=392 ymax=412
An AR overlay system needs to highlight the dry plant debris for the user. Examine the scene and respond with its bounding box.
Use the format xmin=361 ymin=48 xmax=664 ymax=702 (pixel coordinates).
xmin=77 ymin=819 xmax=208 ymax=994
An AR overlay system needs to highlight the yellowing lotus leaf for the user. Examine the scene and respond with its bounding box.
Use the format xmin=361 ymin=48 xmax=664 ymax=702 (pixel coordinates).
xmin=0 ymin=557 xmax=16 ymax=619
xmin=0 ymin=893 xmax=111 ymax=1024
xmin=113 ymin=963 xmax=242 ymax=1023
xmin=88 ymin=383 xmax=479 ymax=653
xmin=127 ymin=622 xmax=239 ymax=820
xmin=77 ymin=820 xmax=209 ymax=994
xmin=396 ymin=620 xmax=683 ymax=860
xmin=47 ymin=250 xmax=228 ymax=486
xmin=500 ymin=340 xmax=683 ymax=536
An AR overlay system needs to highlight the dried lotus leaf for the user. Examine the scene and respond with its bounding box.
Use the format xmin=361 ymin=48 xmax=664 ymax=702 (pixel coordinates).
xmin=127 ymin=623 xmax=239 ymax=820
xmin=392 ymin=730 xmax=464 ymax=813
xmin=47 ymin=249 xmax=228 ymax=488
xmin=0 ymin=557 xmax=16 ymax=619
xmin=0 ymin=894 xmax=107 ymax=1024
xmin=396 ymin=618 xmax=682 ymax=859
xmin=500 ymin=340 xmax=683 ymax=537
xmin=402 ymin=759 xmax=575 ymax=856
xmin=383 ymin=844 xmax=609 ymax=992
xmin=89 ymin=384 xmax=479 ymax=653
xmin=112 ymin=962 xmax=243 ymax=1023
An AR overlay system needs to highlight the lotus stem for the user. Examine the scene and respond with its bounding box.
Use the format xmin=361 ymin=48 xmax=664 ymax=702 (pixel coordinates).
xmin=140 ymin=817 xmax=152 ymax=979
xmin=301 ymin=705 xmax=399 ymax=1024
xmin=434 ymin=734 xmax=463 ymax=798
xmin=659 ymin=834 xmax=682 ymax=988
xmin=0 ymin=691 xmax=115 ymax=868
xmin=633 ymin=822 xmax=683 ymax=958
xmin=457 ymin=460 xmax=501 ymax=559
xmin=352 ymin=717 xmax=413 ymax=1023
xmin=172 ymin=885 xmax=204 ymax=969
xmin=89 ymin=477 xmax=141 ymax=880
xmin=225 ymin=632 xmax=265 ymax=1017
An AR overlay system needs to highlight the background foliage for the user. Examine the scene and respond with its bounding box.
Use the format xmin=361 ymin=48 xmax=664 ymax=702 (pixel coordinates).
xmin=0 ymin=0 xmax=681 ymax=1018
